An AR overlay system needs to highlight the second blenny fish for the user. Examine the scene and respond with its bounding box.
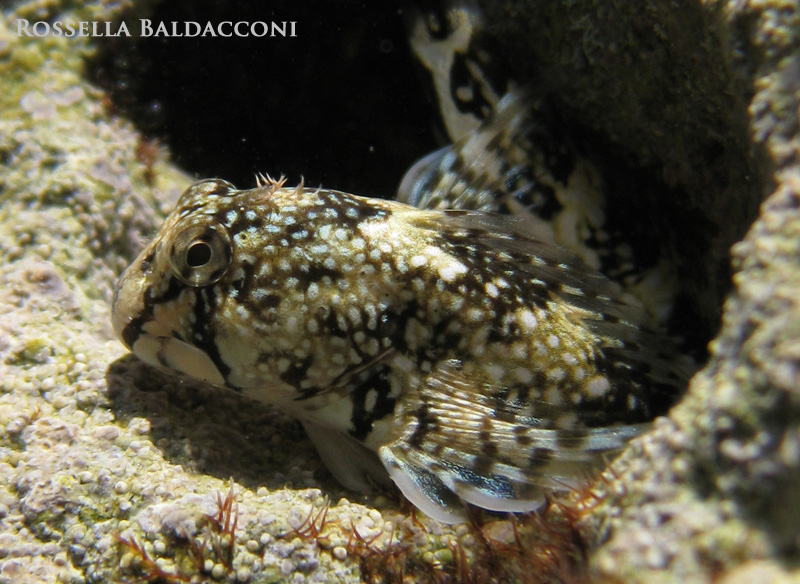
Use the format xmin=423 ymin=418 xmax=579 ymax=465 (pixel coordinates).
xmin=112 ymin=150 xmax=684 ymax=522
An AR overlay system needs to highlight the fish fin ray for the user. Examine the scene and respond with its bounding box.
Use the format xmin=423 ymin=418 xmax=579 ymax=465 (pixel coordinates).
xmin=410 ymin=209 xmax=693 ymax=393
xmin=302 ymin=420 xmax=391 ymax=492
xmin=380 ymin=361 xmax=647 ymax=522
xmin=397 ymin=90 xmax=535 ymax=213
xmin=379 ymin=446 xmax=467 ymax=523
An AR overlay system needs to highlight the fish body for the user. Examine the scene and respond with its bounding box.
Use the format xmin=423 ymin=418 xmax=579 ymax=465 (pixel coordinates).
xmin=407 ymin=1 xmax=682 ymax=325
xmin=113 ymin=170 xmax=682 ymax=522
xmin=112 ymin=1 xmax=688 ymax=524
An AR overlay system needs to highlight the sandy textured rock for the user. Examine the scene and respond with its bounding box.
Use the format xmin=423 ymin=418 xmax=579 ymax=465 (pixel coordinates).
xmin=0 ymin=3 xmax=467 ymax=583
xmin=1 ymin=0 xmax=799 ymax=583
xmin=473 ymin=1 xmax=800 ymax=582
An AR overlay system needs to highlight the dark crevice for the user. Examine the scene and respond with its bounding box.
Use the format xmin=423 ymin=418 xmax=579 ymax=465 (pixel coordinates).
xmin=87 ymin=0 xmax=437 ymax=198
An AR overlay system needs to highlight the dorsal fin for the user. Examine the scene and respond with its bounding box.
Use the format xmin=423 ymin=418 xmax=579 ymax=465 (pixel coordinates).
xmin=398 ymin=90 xmax=535 ymax=214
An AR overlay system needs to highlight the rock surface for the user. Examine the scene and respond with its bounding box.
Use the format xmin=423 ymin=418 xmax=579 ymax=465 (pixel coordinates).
xmin=0 ymin=1 xmax=799 ymax=583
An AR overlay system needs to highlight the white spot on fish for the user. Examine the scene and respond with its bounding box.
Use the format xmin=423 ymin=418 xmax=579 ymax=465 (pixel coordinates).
xmin=437 ymin=260 xmax=467 ymax=282
xmin=519 ymin=310 xmax=538 ymax=331
xmin=562 ymin=352 xmax=578 ymax=365
xmin=544 ymin=387 xmax=563 ymax=407
xmin=587 ymin=376 xmax=610 ymax=398
xmin=364 ymin=389 xmax=378 ymax=412
xmin=410 ymin=255 xmax=428 ymax=268
xmin=514 ymin=367 xmax=533 ymax=383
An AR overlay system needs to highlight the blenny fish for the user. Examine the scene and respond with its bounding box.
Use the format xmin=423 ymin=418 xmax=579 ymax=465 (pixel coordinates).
xmin=112 ymin=1 xmax=689 ymax=524
xmin=112 ymin=94 xmax=685 ymax=523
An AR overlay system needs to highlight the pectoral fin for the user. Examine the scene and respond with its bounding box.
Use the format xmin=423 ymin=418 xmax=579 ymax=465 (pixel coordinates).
xmin=378 ymin=360 xmax=647 ymax=523
xmin=379 ymin=445 xmax=468 ymax=523
xmin=302 ymin=419 xmax=391 ymax=493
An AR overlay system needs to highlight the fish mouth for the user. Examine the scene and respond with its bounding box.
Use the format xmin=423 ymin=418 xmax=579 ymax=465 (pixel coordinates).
xmin=124 ymin=333 xmax=226 ymax=387
xmin=111 ymin=265 xmax=146 ymax=351
xmin=111 ymin=260 xmax=227 ymax=387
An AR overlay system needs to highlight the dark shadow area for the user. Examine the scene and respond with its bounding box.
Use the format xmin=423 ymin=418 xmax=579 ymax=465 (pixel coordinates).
xmin=87 ymin=0 xmax=439 ymax=197
xmin=479 ymin=2 xmax=767 ymax=359
xmin=105 ymin=354 xmax=354 ymax=499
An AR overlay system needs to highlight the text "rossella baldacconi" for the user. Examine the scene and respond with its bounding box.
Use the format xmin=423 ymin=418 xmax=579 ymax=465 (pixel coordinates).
xmin=15 ymin=19 xmax=298 ymax=38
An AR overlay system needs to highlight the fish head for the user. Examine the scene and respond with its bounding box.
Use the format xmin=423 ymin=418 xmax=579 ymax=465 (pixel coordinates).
xmin=112 ymin=177 xmax=402 ymax=401
xmin=112 ymin=178 xmax=244 ymax=387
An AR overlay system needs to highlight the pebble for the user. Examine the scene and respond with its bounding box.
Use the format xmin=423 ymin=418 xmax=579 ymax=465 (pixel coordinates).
xmin=360 ymin=516 xmax=375 ymax=529
xmin=280 ymin=558 xmax=294 ymax=576
xmin=93 ymin=425 xmax=121 ymax=441
xmin=5 ymin=419 xmax=26 ymax=435
xmin=154 ymin=557 xmax=174 ymax=572
xmin=132 ymin=419 xmax=151 ymax=434
xmin=332 ymin=546 xmax=347 ymax=561
xmin=50 ymin=394 xmax=72 ymax=409
xmin=211 ymin=563 xmax=226 ymax=579
xmin=434 ymin=548 xmax=453 ymax=563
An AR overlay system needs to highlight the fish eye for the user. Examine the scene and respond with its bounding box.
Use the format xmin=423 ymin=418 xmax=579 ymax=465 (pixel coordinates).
xmin=168 ymin=221 xmax=233 ymax=287
xmin=186 ymin=241 xmax=212 ymax=267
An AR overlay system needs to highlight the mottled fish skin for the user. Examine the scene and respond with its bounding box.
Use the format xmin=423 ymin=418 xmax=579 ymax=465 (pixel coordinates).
xmin=111 ymin=4 xmax=689 ymax=520
xmin=112 ymin=171 xmax=684 ymax=523
xmin=407 ymin=1 xmax=681 ymax=325
xmin=407 ymin=0 xmax=504 ymax=142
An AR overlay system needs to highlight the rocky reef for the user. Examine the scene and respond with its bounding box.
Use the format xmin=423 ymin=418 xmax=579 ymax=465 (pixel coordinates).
xmin=0 ymin=0 xmax=798 ymax=582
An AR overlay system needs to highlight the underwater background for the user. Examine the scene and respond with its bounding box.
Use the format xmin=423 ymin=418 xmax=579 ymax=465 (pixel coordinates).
xmin=0 ymin=0 xmax=799 ymax=582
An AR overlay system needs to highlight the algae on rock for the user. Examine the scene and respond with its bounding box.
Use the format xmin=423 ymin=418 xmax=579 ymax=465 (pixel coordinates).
xmin=1 ymin=0 xmax=800 ymax=583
